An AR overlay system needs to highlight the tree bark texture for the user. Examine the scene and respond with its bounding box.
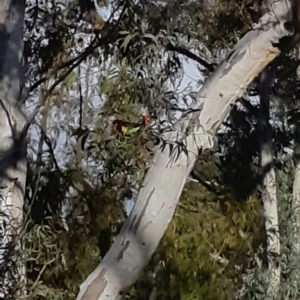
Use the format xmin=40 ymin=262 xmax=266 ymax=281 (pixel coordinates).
xmin=0 ymin=0 xmax=26 ymax=298
xmin=293 ymin=124 xmax=300 ymax=253
xmin=76 ymin=1 xmax=296 ymax=299
xmin=292 ymin=23 xmax=300 ymax=252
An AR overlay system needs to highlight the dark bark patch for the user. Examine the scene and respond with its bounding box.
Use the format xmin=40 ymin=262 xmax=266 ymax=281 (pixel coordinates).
xmin=131 ymin=187 xmax=155 ymax=234
xmin=129 ymin=214 xmax=137 ymax=232
xmin=117 ymin=240 xmax=130 ymax=262
xmin=206 ymin=117 xmax=212 ymax=125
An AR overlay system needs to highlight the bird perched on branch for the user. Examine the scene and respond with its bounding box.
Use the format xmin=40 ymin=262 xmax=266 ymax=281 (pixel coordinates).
xmin=113 ymin=115 xmax=150 ymax=135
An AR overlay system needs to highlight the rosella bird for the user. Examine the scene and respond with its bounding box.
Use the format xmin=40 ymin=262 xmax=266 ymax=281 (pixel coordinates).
xmin=113 ymin=115 xmax=149 ymax=135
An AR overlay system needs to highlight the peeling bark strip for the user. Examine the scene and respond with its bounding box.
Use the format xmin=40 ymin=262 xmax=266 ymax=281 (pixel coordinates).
xmin=81 ymin=269 xmax=108 ymax=300
xmin=77 ymin=2 xmax=296 ymax=299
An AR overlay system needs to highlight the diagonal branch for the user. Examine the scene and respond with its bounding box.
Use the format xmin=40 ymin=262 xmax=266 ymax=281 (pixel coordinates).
xmin=166 ymin=42 xmax=216 ymax=72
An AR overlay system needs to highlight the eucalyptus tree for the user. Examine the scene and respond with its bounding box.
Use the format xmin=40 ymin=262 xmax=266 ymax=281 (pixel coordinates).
xmin=76 ymin=1 xmax=300 ymax=299
xmin=3 ymin=0 xmax=300 ymax=299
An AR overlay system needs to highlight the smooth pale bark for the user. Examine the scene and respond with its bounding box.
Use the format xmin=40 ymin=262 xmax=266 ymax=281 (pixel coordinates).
xmin=292 ymin=38 xmax=300 ymax=255
xmin=293 ymin=125 xmax=300 ymax=253
xmin=293 ymin=165 xmax=300 ymax=247
xmin=258 ymin=67 xmax=280 ymax=296
xmin=76 ymin=2 xmax=295 ymax=299
xmin=263 ymin=170 xmax=280 ymax=294
xmin=0 ymin=0 xmax=26 ymax=298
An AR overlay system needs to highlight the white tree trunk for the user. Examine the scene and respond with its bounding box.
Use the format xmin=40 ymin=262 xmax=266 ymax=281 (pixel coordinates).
xmin=293 ymin=127 xmax=300 ymax=252
xmin=258 ymin=67 xmax=281 ymax=297
xmin=0 ymin=0 xmax=26 ymax=298
xmin=263 ymin=168 xmax=280 ymax=294
xmin=293 ymin=33 xmax=300 ymax=254
xmin=293 ymin=162 xmax=300 ymax=250
xmin=76 ymin=2 xmax=295 ymax=299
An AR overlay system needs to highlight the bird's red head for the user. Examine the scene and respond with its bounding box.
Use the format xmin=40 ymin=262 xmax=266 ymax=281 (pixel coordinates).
xmin=113 ymin=120 xmax=122 ymax=125
xmin=113 ymin=120 xmax=123 ymax=132
xmin=143 ymin=115 xmax=150 ymax=124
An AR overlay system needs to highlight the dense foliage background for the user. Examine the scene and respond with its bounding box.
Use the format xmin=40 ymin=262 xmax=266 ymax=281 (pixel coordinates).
xmin=10 ymin=0 xmax=300 ymax=299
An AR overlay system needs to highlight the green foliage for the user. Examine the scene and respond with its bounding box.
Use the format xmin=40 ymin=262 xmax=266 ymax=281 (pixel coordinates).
xmin=211 ymin=0 xmax=251 ymax=45
xmin=237 ymin=157 xmax=300 ymax=300
xmin=23 ymin=164 xmax=127 ymax=299
xmin=156 ymin=193 xmax=263 ymax=300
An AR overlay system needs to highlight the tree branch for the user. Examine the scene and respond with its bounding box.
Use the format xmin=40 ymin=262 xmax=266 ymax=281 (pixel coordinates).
xmin=166 ymin=43 xmax=216 ymax=72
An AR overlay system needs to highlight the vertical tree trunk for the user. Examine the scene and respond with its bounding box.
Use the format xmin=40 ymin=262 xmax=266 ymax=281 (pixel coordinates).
xmin=258 ymin=66 xmax=280 ymax=297
xmin=293 ymin=37 xmax=300 ymax=255
xmin=0 ymin=0 xmax=26 ymax=298
xmin=76 ymin=2 xmax=295 ymax=299
xmin=293 ymin=123 xmax=300 ymax=251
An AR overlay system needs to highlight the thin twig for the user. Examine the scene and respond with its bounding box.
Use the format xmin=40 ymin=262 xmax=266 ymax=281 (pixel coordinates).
xmin=29 ymin=257 xmax=56 ymax=292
